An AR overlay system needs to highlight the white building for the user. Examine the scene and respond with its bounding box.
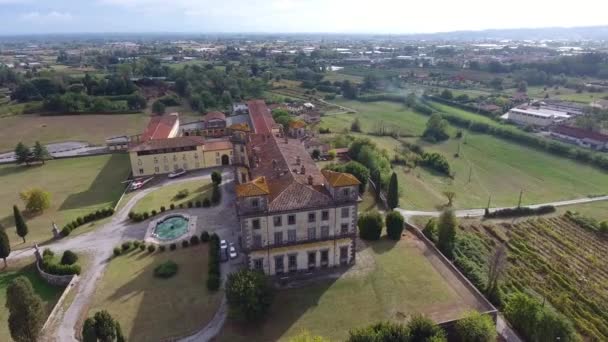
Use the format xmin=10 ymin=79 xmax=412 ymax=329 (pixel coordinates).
xmin=505 ymin=107 xmax=571 ymax=127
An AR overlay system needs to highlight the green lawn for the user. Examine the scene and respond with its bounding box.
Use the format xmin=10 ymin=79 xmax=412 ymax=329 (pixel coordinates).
xmin=321 ymin=100 xmax=608 ymax=210
xmin=0 ymin=258 xmax=65 ymax=342
xmin=524 ymin=86 xmax=608 ymax=104
xmin=0 ymin=154 xmax=130 ymax=248
xmin=219 ymin=237 xmax=480 ymax=342
xmin=88 ymin=244 xmax=222 ymax=341
xmin=556 ymin=201 xmax=608 ymax=222
xmin=130 ymin=179 xmax=213 ymax=213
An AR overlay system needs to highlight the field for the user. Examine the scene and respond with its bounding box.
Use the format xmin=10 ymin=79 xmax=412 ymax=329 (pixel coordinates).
xmin=88 ymin=244 xmax=222 ymax=341
xmin=0 ymin=257 xmax=64 ymax=342
xmin=218 ymin=236 xmax=490 ymax=341
xmin=459 ymin=216 xmax=608 ymax=339
xmin=321 ymin=99 xmax=608 ymax=210
xmin=0 ymin=154 xmax=130 ymax=248
xmin=0 ymin=113 xmax=149 ymax=152
xmin=130 ymin=179 xmax=213 ymax=213
xmin=524 ymin=85 xmax=608 ymax=104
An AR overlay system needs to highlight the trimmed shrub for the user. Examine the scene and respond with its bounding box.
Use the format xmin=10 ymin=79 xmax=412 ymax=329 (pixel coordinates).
xmin=211 ymin=184 xmax=221 ymax=204
xmin=159 ymin=245 xmax=166 ymax=252
xmin=61 ymin=226 xmax=72 ymax=236
xmin=170 ymin=203 xmax=175 ymax=210
xmin=143 ymin=212 xmax=149 ymax=220
xmin=160 ymin=206 xmax=166 ymax=212
xmin=190 ymin=235 xmax=200 ymax=245
xmin=76 ymin=217 xmax=84 ymax=226
xmin=182 ymin=240 xmax=190 ymax=248
xmin=147 ymin=244 xmax=156 ymax=253
xmin=386 ymin=211 xmax=405 ymax=240
xmin=121 ymin=241 xmax=132 ymax=251
xmin=201 ymin=231 xmax=210 ymax=242
xmin=485 ymin=205 xmax=556 ymax=219
xmin=195 ymin=200 xmax=202 ymax=208
xmin=113 ymin=247 xmax=121 ymax=257
xmin=132 ymin=241 xmax=141 ymax=248
xmin=154 ymin=260 xmax=178 ymax=278
xmin=60 ymin=250 xmax=78 ymax=265
xmin=151 ymin=209 xmax=157 ymax=216
xmin=358 ymin=211 xmax=383 ymax=241
xmin=202 ymin=198 xmax=211 ymax=207
xmin=170 ymin=243 xmax=177 ymax=251
xmin=43 ymin=249 xmax=54 ymax=257
xmin=139 ymin=244 xmax=146 ymax=251
xmin=187 ymin=201 xmax=193 ymax=208
xmin=41 ymin=253 xmax=81 ymax=275
xmin=179 ymin=203 xmax=184 ymax=209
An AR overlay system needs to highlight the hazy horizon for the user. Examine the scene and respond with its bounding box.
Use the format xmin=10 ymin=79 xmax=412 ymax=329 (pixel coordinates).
xmin=0 ymin=0 xmax=607 ymax=35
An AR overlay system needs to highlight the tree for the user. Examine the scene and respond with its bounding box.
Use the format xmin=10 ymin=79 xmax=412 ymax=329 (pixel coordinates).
xmin=357 ymin=210 xmax=383 ymax=241
xmin=385 ymin=211 xmax=405 ymax=240
xmin=422 ymin=113 xmax=449 ymax=142
xmin=370 ymin=168 xmax=382 ymax=200
xmin=443 ymin=191 xmax=455 ymax=207
xmin=486 ymin=244 xmax=507 ymax=300
xmin=13 ymin=205 xmax=28 ymax=243
xmin=6 ymin=276 xmax=45 ymax=342
xmin=20 ymin=188 xmax=51 ymax=213
xmin=350 ymin=118 xmax=361 ymax=132
xmin=152 ymin=100 xmax=166 ymax=115
xmin=341 ymin=80 xmax=358 ymax=99
xmin=311 ymin=149 xmax=321 ymax=160
xmin=127 ymin=94 xmax=147 ymax=110
xmin=14 ymin=142 xmax=30 ymax=165
xmin=536 ymin=309 xmax=577 ymax=342
xmin=423 ymin=218 xmax=438 ymax=242
xmin=387 ymin=172 xmax=399 ymax=210
xmin=225 ymin=269 xmax=274 ymax=321
xmin=407 ymin=314 xmax=446 ymax=342
xmin=504 ymin=292 xmax=542 ymax=340
xmin=82 ymin=318 xmax=97 ymax=342
xmin=517 ymin=80 xmax=528 ymax=92
xmin=0 ymin=227 xmax=10 ymax=267
xmin=94 ymin=310 xmax=117 ymax=341
xmin=211 ymin=171 xmax=222 ymax=185
xmin=348 ymin=321 xmax=410 ymax=342
xmin=440 ymin=89 xmax=453 ymax=100
xmin=32 ymin=141 xmax=50 ymax=164
xmin=437 ymin=210 xmax=457 ymax=258
xmin=454 ymin=311 xmax=496 ymax=342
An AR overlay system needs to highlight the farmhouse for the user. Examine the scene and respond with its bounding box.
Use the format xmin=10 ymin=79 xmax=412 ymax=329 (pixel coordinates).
xmin=180 ymin=111 xmax=228 ymax=137
xmin=236 ymin=100 xmax=360 ymax=276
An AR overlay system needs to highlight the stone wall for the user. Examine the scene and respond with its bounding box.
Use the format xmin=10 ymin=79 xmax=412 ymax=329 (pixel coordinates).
xmin=36 ymin=260 xmax=76 ymax=286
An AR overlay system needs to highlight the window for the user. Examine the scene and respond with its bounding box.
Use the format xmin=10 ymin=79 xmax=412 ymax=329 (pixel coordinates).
xmin=340 ymin=246 xmax=348 ymax=265
xmin=321 ymin=226 xmax=329 ymax=238
xmin=275 ymin=256 xmax=284 ymax=274
xmin=183 ymin=163 xmax=188 ymax=170
xmin=253 ymin=258 xmax=263 ymax=271
xmin=182 ymin=154 xmax=187 ymax=160
xmin=154 ymin=166 xmax=160 ymax=173
xmin=341 ymin=223 xmax=349 ymax=234
xmin=137 ymin=159 xmax=142 ymax=166
xmin=274 ymin=231 xmax=283 ymax=245
xmin=273 ymin=216 xmax=282 ymax=227
xmin=194 ymin=153 xmax=198 ymax=159
xmin=288 ymin=215 xmax=296 ymax=225
xmin=288 ymin=229 xmax=296 ymax=242
xmin=308 ymin=227 xmax=316 ymax=240
xmin=154 ymin=157 xmax=158 ymax=164
xmin=308 ymin=212 xmax=316 ymax=223
xmin=163 ymin=156 xmax=168 ymax=163
xmin=321 ymin=210 xmax=329 ymax=221
xmin=173 ymin=155 xmax=177 ymax=161
xmin=251 ymin=198 xmax=259 ymax=208
xmin=253 ymin=234 xmax=262 ymax=247
xmin=252 ymin=219 xmax=261 ymax=230
xmin=216 ymin=152 xmax=220 ymax=157
xmin=320 ymin=250 xmax=329 ymax=267
xmin=341 ymin=207 xmax=350 ymax=218
xmin=342 ymin=188 xmax=350 ymax=197
xmin=308 ymin=251 xmax=316 ymax=270
xmin=138 ymin=168 xmax=144 ymax=175
xmin=288 ymin=254 xmax=297 ymax=272
xmin=164 ymin=165 xmax=170 ymax=172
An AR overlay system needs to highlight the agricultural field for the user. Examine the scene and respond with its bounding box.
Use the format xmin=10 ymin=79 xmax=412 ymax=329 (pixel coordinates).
xmin=521 ymin=85 xmax=608 ymax=104
xmin=459 ymin=216 xmax=608 ymax=340
xmin=0 ymin=113 xmax=149 ymax=152
xmin=218 ymin=236 xmax=491 ymax=342
xmin=0 ymin=154 xmax=130 ymax=248
xmin=130 ymin=179 xmax=214 ymax=213
xmin=323 ymin=71 xmax=364 ymax=84
xmin=0 ymin=257 xmax=64 ymax=342
xmin=320 ymin=99 xmax=608 ymax=210
xmin=88 ymin=244 xmax=222 ymax=341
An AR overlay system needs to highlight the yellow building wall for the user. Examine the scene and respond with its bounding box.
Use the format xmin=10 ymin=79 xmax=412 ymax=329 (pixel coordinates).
xmin=129 ymin=146 xmax=234 ymax=177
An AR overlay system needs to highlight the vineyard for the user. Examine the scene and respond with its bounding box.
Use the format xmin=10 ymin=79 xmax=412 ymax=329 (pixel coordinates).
xmin=458 ymin=216 xmax=608 ymax=340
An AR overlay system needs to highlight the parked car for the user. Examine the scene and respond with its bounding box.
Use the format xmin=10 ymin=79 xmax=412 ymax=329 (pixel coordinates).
xmin=168 ymin=168 xmax=187 ymax=179
xmin=220 ymin=239 xmax=228 ymax=249
xmin=229 ymin=243 xmax=238 ymax=259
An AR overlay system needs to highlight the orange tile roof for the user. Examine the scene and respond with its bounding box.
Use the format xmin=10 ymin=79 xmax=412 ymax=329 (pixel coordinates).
xmin=204 ymin=111 xmax=226 ymax=121
xmin=321 ymin=170 xmax=361 ymax=187
xmin=203 ymin=139 xmax=233 ymax=151
xmin=236 ymin=176 xmax=270 ymax=197
xmin=289 ymin=120 xmax=306 ymax=129
xmin=141 ymin=113 xmax=178 ymax=141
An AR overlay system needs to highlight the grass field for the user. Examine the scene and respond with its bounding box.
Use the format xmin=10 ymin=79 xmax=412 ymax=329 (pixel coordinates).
xmin=323 ymin=71 xmax=364 ymax=84
xmin=524 ymin=86 xmax=608 ymax=104
xmin=219 ymin=236 xmax=487 ymax=341
xmin=130 ymin=179 xmax=213 ymax=213
xmin=0 ymin=113 xmax=149 ymax=152
xmin=88 ymin=244 xmax=221 ymax=341
xmin=0 ymin=154 xmax=130 ymax=248
xmin=0 ymin=257 xmax=64 ymax=342
xmin=321 ymin=99 xmax=608 ymax=210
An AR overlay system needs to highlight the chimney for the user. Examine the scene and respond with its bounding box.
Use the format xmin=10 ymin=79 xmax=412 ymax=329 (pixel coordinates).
xmin=308 ymin=175 xmax=313 ymax=185
xmin=300 ymin=164 xmax=306 ymax=175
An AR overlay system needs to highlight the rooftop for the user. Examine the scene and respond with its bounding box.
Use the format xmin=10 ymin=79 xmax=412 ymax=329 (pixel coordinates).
xmin=204 ymin=111 xmax=226 ymax=121
xmin=552 ymin=125 xmax=608 ymax=143
xmin=510 ymin=107 xmax=571 ymax=119
xmin=130 ymin=136 xmax=205 ymax=152
xmin=142 ymin=113 xmax=179 ymax=141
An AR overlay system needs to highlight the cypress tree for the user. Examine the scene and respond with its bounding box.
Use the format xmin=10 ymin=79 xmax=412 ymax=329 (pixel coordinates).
xmin=437 ymin=209 xmax=457 ymax=258
xmin=13 ymin=205 xmax=28 ymax=243
xmin=386 ymin=172 xmax=399 ymax=210
xmin=0 ymin=227 xmax=10 ymax=267
xmin=6 ymin=276 xmax=45 ymax=342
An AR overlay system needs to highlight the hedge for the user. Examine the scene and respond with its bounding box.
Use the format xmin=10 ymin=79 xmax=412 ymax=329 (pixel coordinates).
xmin=41 ymin=253 xmax=81 ymax=275
xmin=61 ymin=207 xmax=114 ymax=236
xmin=484 ymin=205 xmax=556 ymax=219
xmin=129 ymin=198 xmax=218 ymax=222
xmin=207 ymin=234 xmax=221 ymax=291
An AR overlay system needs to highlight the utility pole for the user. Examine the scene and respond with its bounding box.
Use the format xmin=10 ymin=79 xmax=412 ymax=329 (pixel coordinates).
xmin=467 ymin=166 xmax=472 ymax=184
xmin=517 ymin=190 xmax=523 ymax=208
xmin=486 ymin=195 xmax=492 ymax=209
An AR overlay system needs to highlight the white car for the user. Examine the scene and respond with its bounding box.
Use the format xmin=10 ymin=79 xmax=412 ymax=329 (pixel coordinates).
xmin=220 ymin=239 xmax=228 ymax=249
xmin=168 ymin=168 xmax=187 ymax=179
xmin=229 ymin=244 xmax=238 ymax=259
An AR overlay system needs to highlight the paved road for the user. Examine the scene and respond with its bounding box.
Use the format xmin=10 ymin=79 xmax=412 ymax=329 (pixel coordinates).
xmin=0 ymin=141 xmax=109 ymax=164
xmin=396 ymin=195 xmax=608 ymax=219
xmin=9 ymin=168 xmax=236 ymax=342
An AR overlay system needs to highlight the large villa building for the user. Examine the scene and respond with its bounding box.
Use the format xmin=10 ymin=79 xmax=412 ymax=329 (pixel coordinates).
xmin=236 ymin=100 xmax=360 ymax=276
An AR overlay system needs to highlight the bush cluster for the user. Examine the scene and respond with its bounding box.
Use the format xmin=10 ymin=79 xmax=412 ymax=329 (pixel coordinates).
xmin=484 ymin=205 xmax=555 ymax=219
xmin=60 ymin=250 xmax=78 ymax=265
xmin=129 ymin=195 xmax=219 ymax=222
xmin=207 ymin=234 xmax=221 ymax=291
xmin=358 ymin=211 xmax=384 ymax=241
xmin=153 ymin=260 xmax=178 ymax=278
xmin=201 ymin=230 xmax=210 ymax=242
xmin=41 ymin=250 xmax=81 ymax=275
xmin=61 ymin=207 xmax=114 ymax=236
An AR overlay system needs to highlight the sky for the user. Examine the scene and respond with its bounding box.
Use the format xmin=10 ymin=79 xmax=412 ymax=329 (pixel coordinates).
xmin=0 ymin=0 xmax=607 ymax=35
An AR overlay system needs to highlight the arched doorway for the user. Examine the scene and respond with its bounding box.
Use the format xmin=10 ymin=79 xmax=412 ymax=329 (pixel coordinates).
xmin=221 ymin=154 xmax=230 ymax=165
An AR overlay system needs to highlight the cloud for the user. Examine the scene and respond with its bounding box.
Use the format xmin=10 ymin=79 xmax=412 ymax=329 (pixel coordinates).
xmin=21 ymin=11 xmax=73 ymax=22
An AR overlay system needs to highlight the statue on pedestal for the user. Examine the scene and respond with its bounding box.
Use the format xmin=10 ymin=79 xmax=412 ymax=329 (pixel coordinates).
xmin=52 ymin=221 xmax=60 ymax=239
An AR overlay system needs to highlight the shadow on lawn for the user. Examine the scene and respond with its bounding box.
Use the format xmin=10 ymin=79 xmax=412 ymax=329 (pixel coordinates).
xmin=59 ymin=154 xmax=127 ymax=210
